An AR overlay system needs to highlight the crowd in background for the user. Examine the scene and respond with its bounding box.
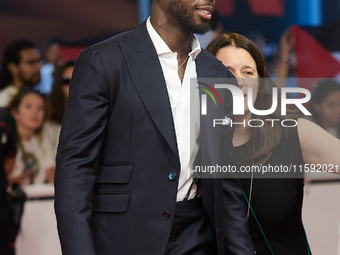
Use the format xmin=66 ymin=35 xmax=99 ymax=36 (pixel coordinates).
xmin=0 ymin=39 xmax=75 ymax=188
xmin=0 ymin=38 xmax=75 ymax=254
xmin=0 ymin=12 xmax=339 ymax=255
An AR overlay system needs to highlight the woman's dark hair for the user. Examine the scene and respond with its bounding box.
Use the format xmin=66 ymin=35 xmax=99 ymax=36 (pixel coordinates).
xmin=0 ymin=40 xmax=38 ymax=90
xmin=310 ymin=79 xmax=340 ymax=125
xmin=8 ymin=89 xmax=46 ymax=165
xmin=206 ymin=33 xmax=298 ymax=165
xmin=48 ymin=61 xmax=75 ymax=124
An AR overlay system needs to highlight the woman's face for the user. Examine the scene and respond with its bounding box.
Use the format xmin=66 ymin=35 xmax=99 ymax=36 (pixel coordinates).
xmin=215 ymin=46 xmax=259 ymax=115
xmin=315 ymin=91 xmax=340 ymax=127
xmin=14 ymin=93 xmax=45 ymax=132
xmin=61 ymin=66 xmax=74 ymax=99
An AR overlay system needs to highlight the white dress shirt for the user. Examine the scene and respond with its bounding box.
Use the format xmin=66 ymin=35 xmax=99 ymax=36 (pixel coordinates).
xmin=146 ymin=18 xmax=201 ymax=201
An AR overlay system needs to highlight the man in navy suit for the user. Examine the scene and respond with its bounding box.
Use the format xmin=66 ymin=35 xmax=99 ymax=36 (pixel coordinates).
xmin=55 ymin=0 xmax=255 ymax=254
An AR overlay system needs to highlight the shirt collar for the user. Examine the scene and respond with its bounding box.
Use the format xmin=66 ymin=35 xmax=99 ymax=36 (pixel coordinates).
xmin=146 ymin=17 xmax=201 ymax=60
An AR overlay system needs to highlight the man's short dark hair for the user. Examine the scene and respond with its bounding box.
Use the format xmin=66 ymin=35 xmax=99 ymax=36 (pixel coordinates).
xmin=0 ymin=40 xmax=38 ymax=90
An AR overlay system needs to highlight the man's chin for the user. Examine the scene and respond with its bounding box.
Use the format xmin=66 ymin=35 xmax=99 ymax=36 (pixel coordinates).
xmin=191 ymin=21 xmax=211 ymax=35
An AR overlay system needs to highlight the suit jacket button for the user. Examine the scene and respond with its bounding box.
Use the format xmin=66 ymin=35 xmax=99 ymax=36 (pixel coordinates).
xmin=162 ymin=211 xmax=171 ymax=219
xmin=168 ymin=172 xmax=176 ymax=181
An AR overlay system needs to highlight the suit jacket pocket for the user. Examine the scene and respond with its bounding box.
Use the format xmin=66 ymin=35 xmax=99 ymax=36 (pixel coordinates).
xmin=95 ymin=163 xmax=133 ymax=184
xmin=92 ymin=192 xmax=130 ymax=213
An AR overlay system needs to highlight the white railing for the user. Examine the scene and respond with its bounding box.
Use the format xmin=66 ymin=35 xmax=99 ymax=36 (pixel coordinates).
xmin=14 ymin=181 xmax=340 ymax=255
xmin=16 ymin=184 xmax=61 ymax=255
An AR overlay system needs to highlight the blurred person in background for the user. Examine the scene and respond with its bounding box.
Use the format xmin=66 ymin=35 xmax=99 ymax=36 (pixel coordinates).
xmin=310 ymin=79 xmax=340 ymax=138
xmin=44 ymin=61 xmax=75 ymax=156
xmin=246 ymin=31 xmax=268 ymax=57
xmin=0 ymin=108 xmax=18 ymax=255
xmin=34 ymin=37 xmax=64 ymax=96
xmin=272 ymin=27 xmax=296 ymax=88
xmin=7 ymin=90 xmax=55 ymax=186
xmin=206 ymin=33 xmax=340 ymax=255
xmin=0 ymin=40 xmax=42 ymax=107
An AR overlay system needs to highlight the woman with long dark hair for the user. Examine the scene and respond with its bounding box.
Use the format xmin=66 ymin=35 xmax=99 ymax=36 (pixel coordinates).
xmin=206 ymin=33 xmax=340 ymax=255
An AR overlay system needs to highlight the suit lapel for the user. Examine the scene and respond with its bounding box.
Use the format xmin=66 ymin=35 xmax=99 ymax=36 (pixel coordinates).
xmin=120 ymin=22 xmax=179 ymax=159
xmin=195 ymin=51 xmax=230 ymax=173
xmin=196 ymin=50 xmax=221 ymax=114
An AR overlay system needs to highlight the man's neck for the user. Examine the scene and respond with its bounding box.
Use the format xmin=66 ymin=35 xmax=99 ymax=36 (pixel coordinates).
xmin=150 ymin=9 xmax=192 ymax=57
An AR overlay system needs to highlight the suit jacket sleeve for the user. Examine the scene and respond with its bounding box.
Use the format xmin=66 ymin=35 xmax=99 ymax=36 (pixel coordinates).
xmin=222 ymin=78 xmax=255 ymax=254
xmin=54 ymin=46 xmax=110 ymax=255
xmin=195 ymin=51 xmax=255 ymax=254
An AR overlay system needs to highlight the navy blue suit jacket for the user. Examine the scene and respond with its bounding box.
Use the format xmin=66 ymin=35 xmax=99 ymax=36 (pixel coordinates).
xmin=55 ymin=21 xmax=254 ymax=255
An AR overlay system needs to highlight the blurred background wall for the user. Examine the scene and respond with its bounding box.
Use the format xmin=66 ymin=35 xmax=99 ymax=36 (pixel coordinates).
xmin=1 ymin=0 xmax=339 ymax=58
xmin=0 ymin=0 xmax=138 ymax=57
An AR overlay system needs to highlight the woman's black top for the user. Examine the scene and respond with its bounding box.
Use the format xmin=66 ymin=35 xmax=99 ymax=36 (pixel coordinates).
xmin=235 ymin=126 xmax=311 ymax=255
